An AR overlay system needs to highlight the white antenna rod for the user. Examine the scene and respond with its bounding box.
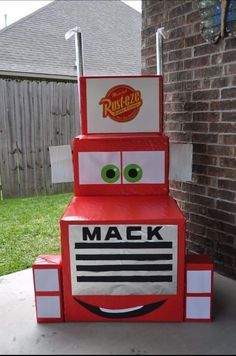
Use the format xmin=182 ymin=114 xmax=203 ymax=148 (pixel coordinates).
xmin=65 ymin=26 xmax=84 ymax=79
xmin=156 ymin=27 xmax=167 ymax=75
xmin=4 ymin=14 xmax=7 ymax=27
xmin=65 ymin=26 xmax=84 ymax=133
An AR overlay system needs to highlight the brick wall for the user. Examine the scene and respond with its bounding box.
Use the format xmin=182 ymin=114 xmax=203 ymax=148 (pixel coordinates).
xmin=142 ymin=0 xmax=236 ymax=279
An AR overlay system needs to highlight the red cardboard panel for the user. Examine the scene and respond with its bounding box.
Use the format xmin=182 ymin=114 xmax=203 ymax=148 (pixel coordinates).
xmin=72 ymin=133 xmax=169 ymax=196
xmin=32 ymin=255 xmax=64 ymax=323
xmin=60 ymin=195 xmax=186 ymax=322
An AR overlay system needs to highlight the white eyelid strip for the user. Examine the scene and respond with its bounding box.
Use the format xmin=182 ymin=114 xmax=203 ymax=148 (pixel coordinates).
xmin=79 ymin=152 xmax=121 ymax=184
xmin=122 ymin=151 xmax=165 ymax=184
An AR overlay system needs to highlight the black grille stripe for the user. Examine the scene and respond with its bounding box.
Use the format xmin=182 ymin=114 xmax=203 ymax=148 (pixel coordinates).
xmin=76 ymin=264 xmax=173 ymax=272
xmin=76 ymin=254 xmax=173 ymax=261
xmin=76 ymin=275 xmax=173 ymax=283
xmin=74 ymin=242 xmax=172 ymax=249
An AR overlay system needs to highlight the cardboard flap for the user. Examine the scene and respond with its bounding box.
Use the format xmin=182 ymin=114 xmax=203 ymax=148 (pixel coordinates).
xmin=169 ymin=143 xmax=193 ymax=182
xmin=49 ymin=145 xmax=74 ymax=183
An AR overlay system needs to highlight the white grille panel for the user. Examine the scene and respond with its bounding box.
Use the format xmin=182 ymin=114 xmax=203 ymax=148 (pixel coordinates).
xmin=69 ymin=224 xmax=178 ymax=295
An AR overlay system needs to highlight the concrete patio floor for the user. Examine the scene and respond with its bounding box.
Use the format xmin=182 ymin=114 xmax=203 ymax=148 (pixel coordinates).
xmin=0 ymin=268 xmax=236 ymax=355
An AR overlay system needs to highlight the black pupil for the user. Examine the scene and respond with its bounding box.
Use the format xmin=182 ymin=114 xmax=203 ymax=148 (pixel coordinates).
xmin=106 ymin=169 xmax=116 ymax=179
xmin=128 ymin=168 xmax=138 ymax=178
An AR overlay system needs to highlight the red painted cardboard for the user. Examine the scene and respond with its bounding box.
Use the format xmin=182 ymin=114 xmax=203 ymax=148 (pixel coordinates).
xmin=33 ymin=255 xmax=64 ymax=322
xmin=72 ymin=133 xmax=169 ymax=196
xmin=60 ymin=195 xmax=186 ymax=322
xmin=185 ymin=254 xmax=214 ymax=322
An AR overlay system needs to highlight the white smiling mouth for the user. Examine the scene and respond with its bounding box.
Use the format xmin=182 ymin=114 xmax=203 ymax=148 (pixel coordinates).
xmin=100 ymin=305 xmax=143 ymax=314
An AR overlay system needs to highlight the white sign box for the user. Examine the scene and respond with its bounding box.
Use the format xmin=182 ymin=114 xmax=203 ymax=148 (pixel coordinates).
xmin=80 ymin=76 xmax=162 ymax=134
xmin=69 ymin=224 xmax=177 ymax=296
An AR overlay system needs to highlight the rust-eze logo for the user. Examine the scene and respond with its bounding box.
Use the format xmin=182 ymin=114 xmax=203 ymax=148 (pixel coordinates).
xmin=99 ymin=85 xmax=143 ymax=123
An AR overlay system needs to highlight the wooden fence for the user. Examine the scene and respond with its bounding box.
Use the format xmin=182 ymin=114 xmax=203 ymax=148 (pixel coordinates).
xmin=0 ymin=76 xmax=79 ymax=199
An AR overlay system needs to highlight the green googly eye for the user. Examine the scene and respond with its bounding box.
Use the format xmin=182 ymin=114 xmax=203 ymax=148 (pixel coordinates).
xmin=124 ymin=163 xmax=143 ymax=183
xmin=101 ymin=164 xmax=120 ymax=183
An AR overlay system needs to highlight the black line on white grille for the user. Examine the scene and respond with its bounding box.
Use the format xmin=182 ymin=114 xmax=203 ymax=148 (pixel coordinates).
xmin=76 ymin=264 xmax=173 ymax=272
xmin=76 ymin=275 xmax=173 ymax=283
xmin=74 ymin=242 xmax=172 ymax=249
xmin=75 ymin=254 xmax=173 ymax=261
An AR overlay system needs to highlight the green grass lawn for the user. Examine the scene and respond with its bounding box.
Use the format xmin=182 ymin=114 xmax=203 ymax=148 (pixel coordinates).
xmin=0 ymin=193 xmax=73 ymax=276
